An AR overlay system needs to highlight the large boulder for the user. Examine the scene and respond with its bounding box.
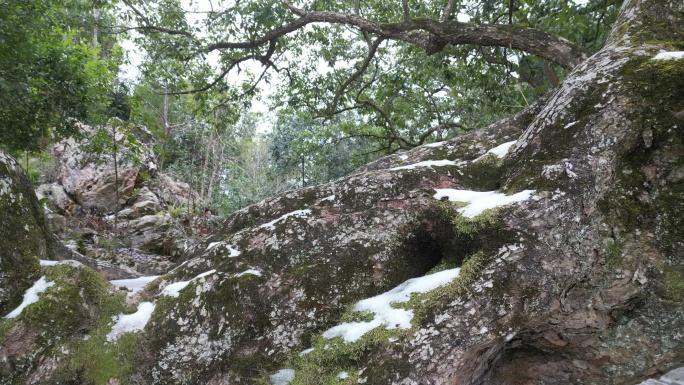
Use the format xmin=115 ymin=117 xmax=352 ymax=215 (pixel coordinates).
xmin=51 ymin=130 xmax=156 ymax=213
xmin=127 ymin=213 xmax=184 ymax=255
xmin=128 ymin=1 xmax=684 ymax=382
xmin=59 ymin=157 xmax=138 ymax=213
xmin=156 ymin=173 xmax=201 ymax=207
xmin=118 ymin=187 xmax=162 ymax=220
xmin=35 ymin=183 xmax=76 ymax=215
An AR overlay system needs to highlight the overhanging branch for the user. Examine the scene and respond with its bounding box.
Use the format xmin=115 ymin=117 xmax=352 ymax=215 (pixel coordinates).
xmin=200 ymin=10 xmax=586 ymax=70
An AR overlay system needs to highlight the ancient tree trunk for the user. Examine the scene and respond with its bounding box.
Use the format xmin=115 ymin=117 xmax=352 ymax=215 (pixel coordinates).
xmin=132 ymin=0 xmax=683 ymax=383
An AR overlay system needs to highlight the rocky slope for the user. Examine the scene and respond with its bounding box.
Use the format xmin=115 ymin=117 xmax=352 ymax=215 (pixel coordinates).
xmin=1 ymin=0 xmax=684 ymax=384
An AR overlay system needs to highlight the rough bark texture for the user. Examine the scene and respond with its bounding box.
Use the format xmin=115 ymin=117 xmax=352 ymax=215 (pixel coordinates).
xmin=1 ymin=0 xmax=683 ymax=384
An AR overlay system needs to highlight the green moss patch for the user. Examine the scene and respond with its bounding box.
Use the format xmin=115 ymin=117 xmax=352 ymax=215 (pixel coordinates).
xmin=2 ymin=263 xmax=140 ymax=384
xmin=0 ymin=318 xmax=14 ymax=341
xmin=661 ymin=266 xmax=684 ymax=301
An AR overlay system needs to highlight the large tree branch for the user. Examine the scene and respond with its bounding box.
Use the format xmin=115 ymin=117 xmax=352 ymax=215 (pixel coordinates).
xmin=382 ymin=18 xmax=587 ymax=70
xmin=200 ymin=11 xmax=586 ymax=70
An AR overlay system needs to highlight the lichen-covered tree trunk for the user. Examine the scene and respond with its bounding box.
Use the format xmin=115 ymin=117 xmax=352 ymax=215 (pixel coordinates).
xmin=128 ymin=0 xmax=683 ymax=382
xmin=391 ymin=0 xmax=684 ymax=381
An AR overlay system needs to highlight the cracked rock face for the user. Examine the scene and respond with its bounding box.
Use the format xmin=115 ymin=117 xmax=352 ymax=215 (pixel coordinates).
xmin=2 ymin=0 xmax=684 ymax=384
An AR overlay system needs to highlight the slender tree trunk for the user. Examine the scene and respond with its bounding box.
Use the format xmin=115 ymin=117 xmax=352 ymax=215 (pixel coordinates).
xmin=92 ymin=9 xmax=99 ymax=48
xmin=159 ymin=92 xmax=170 ymax=170
xmin=111 ymin=124 xmax=119 ymax=251
xmin=301 ymin=155 xmax=305 ymax=187
xmin=200 ymin=130 xmax=213 ymax=202
xmin=206 ymin=139 xmax=222 ymax=206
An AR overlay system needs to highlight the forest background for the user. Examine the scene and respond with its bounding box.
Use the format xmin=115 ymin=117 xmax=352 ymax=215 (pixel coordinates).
xmin=0 ymin=0 xmax=620 ymax=218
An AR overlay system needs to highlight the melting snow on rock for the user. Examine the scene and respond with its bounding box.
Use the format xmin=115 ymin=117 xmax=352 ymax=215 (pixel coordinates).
xmin=299 ymin=348 xmax=315 ymax=356
xmin=270 ymin=368 xmax=295 ymax=385
xmin=206 ymin=241 xmax=241 ymax=257
xmin=39 ymin=259 xmax=82 ymax=267
xmin=424 ymin=141 xmax=445 ymax=147
xmin=473 ymin=140 xmax=516 ymax=162
xmin=260 ymin=209 xmax=311 ymax=229
xmin=160 ymin=269 xmax=216 ymax=297
xmin=106 ymin=302 xmax=156 ymax=341
xmin=110 ymin=276 xmax=160 ymax=298
xmin=390 ymin=159 xmax=458 ymax=171
xmin=323 ymin=268 xmax=461 ymax=343
xmin=433 ymin=189 xmax=535 ymax=218
xmin=652 ymin=51 xmax=684 ymax=60
xmin=235 ymin=269 xmax=262 ymax=277
xmin=4 ymin=276 xmax=55 ymax=318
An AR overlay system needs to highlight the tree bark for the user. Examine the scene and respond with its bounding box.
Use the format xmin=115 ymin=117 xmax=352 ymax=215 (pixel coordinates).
xmin=134 ymin=0 xmax=684 ymax=383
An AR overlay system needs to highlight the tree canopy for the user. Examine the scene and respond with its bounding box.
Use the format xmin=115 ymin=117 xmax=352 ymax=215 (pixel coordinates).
xmin=0 ymin=0 xmax=118 ymax=153
xmin=121 ymin=0 xmax=620 ymax=152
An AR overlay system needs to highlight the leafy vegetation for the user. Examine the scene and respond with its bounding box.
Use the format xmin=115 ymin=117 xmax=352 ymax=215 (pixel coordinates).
xmin=121 ymin=0 xmax=620 ymax=153
xmin=0 ymin=0 xmax=119 ymax=153
xmin=0 ymin=0 xmax=622 ymax=219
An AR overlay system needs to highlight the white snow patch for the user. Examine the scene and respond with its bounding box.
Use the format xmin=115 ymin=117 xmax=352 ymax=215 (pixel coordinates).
xmin=322 ymin=194 xmax=336 ymax=202
xmin=390 ymin=159 xmax=458 ymax=171
xmin=653 ymin=51 xmax=684 ymax=60
xmin=260 ymin=209 xmax=312 ymax=229
xmin=299 ymin=348 xmax=315 ymax=356
xmin=473 ymin=141 xmax=516 ymax=162
xmin=235 ymin=269 xmax=262 ymax=277
xmin=160 ymin=269 xmax=217 ymax=297
xmin=323 ymin=268 xmax=460 ymax=343
xmin=106 ymin=302 xmax=155 ymax=341
xmin=206 ymin=241 xmax=241 ymax=257
xmin=337 ymin=371 xmax=349 ymax=379
xmin=270 ymin=369 xmax=295 ymax=385
xmin=110 ymin=276 xmax=160 ymax=298
xmin=433 ymin=189 xmax=535 ymax=218
xmin=4 ymin=276 xmax=55 ymax=318
xmin=161 ymin=281 xmax=192 ymax=297
xmin=39 ymin=259 xmax=82 ymax=267
xmin=424 ymin=141 xmax=445 ymax=147
xmin=398 ymin=154 xmax=408 ymax=160
xmin=564 ymin=121 xmax=578 ymax=128
xmin=194 ymin=269 xmax=217 ymax=279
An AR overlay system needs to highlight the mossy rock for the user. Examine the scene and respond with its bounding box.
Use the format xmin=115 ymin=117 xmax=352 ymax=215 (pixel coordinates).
xmin=0 ymin=152 xmax=54 ymax=317
xmin=0 ymin=263 xmax=134 ymax=384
